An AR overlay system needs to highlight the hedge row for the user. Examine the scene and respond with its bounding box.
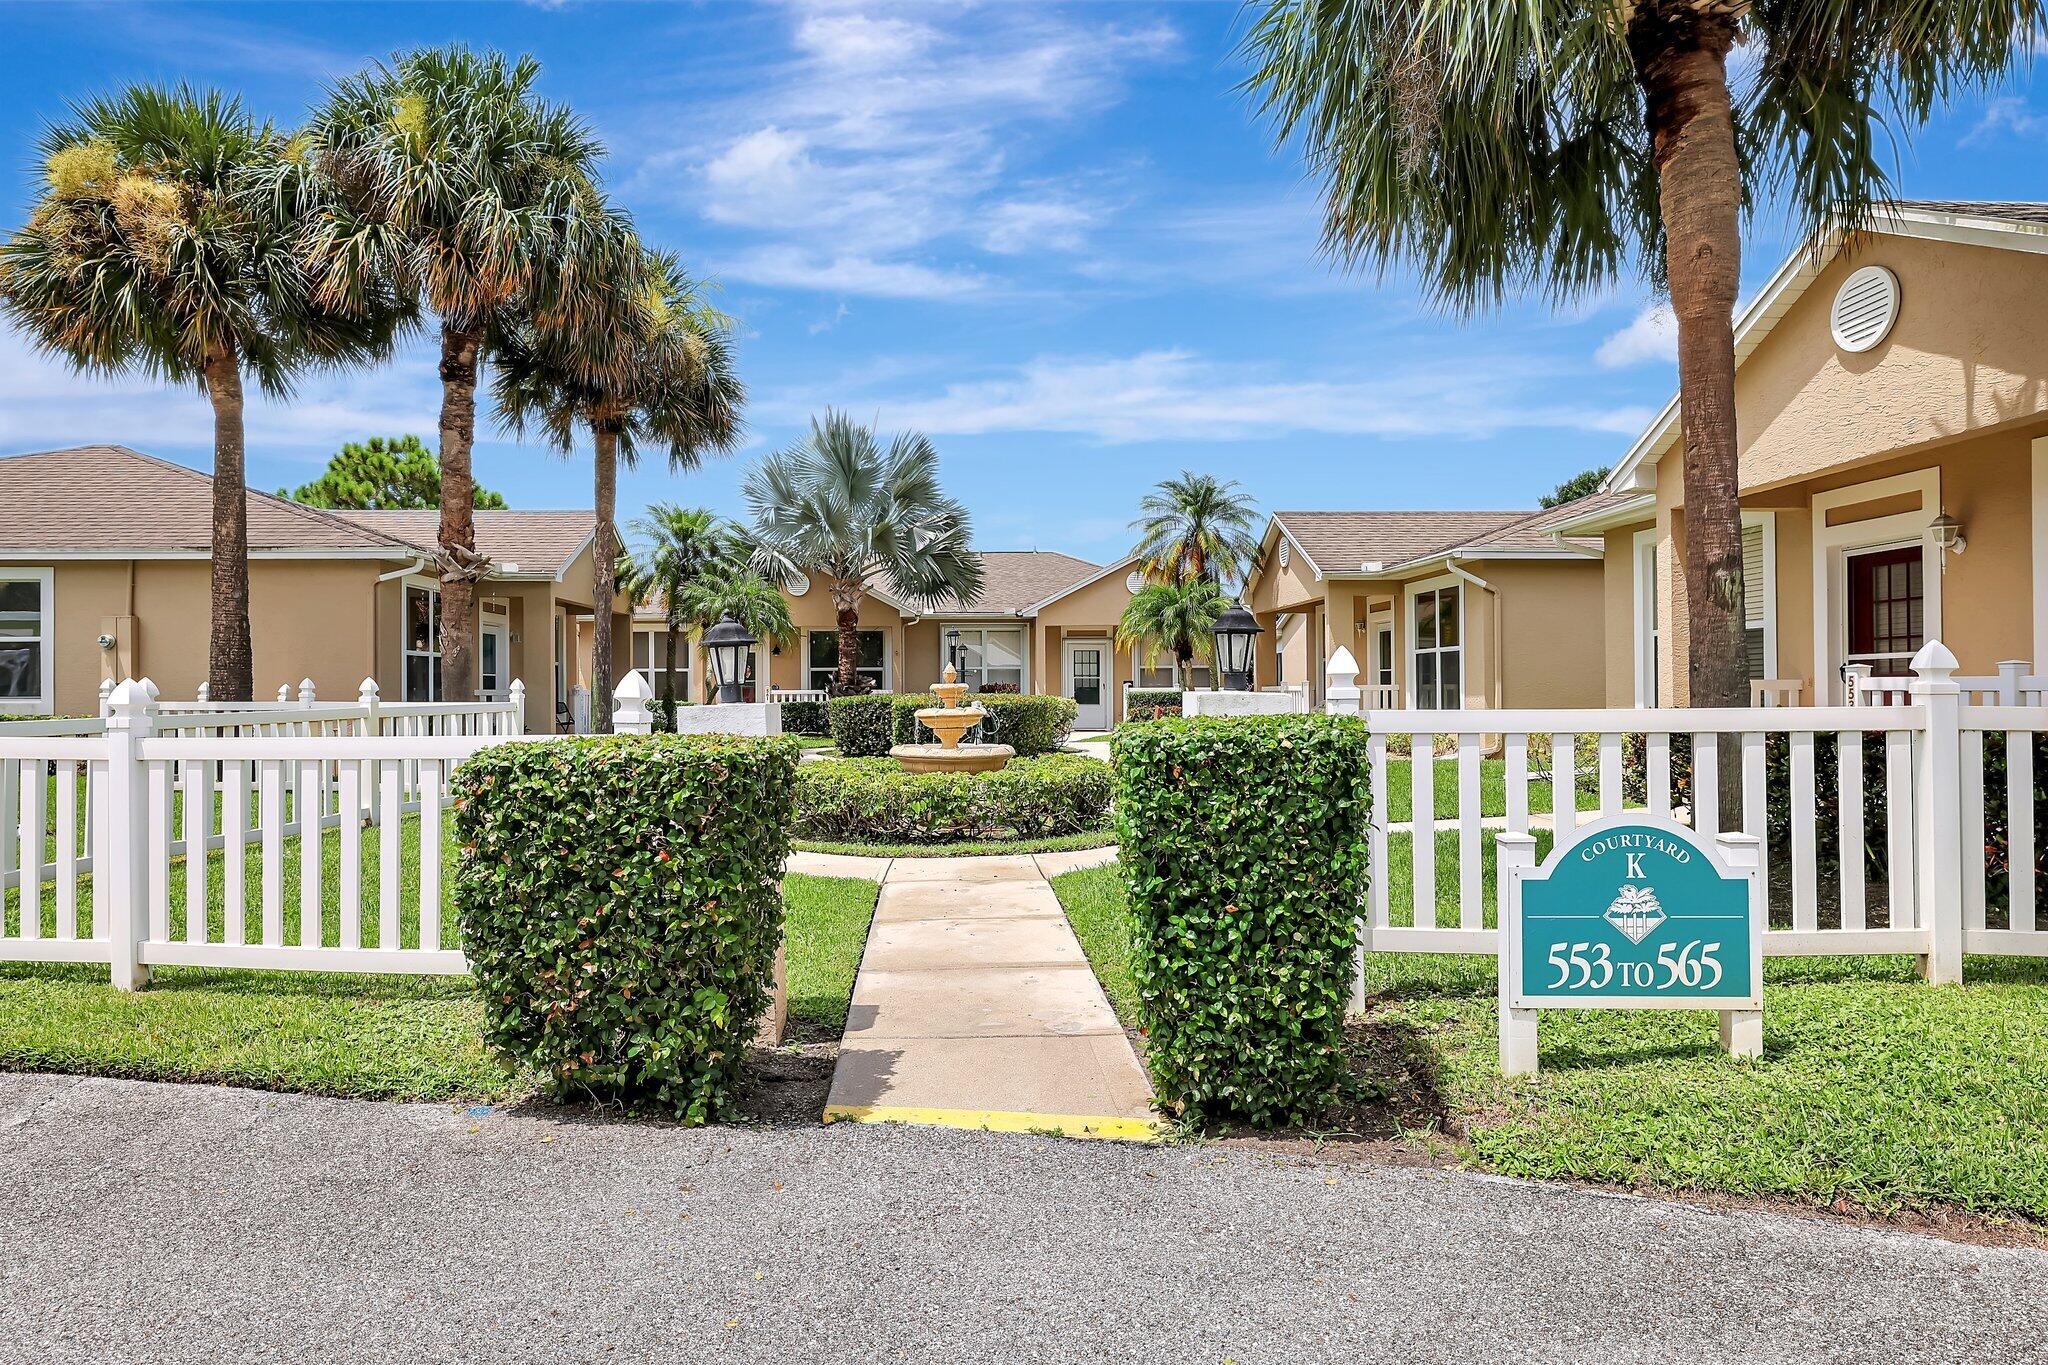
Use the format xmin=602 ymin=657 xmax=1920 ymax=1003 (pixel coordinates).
xmin=1112 ymin=713 xmax=1372 ymax=1127
xmin=1126 ymin=688 xmax=1182 ymax=722
xmin=794 ymin=755 xmax=1111 ymax=843
xmin=452 ymin=733 xmax=801 ymax=1122
xmin=780 ymin=698 xmax=829 ymax=736
xmin=827 ymin=691 xmax=1078 ymax=757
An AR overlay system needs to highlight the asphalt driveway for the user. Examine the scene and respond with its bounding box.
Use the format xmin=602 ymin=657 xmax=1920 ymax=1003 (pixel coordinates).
xmin=3 ymin=1072 xmax=2043 ymax=1364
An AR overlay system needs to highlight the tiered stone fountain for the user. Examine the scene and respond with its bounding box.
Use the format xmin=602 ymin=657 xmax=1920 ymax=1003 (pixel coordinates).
xmin=890 ymin=662 xmax=1015 ymax=774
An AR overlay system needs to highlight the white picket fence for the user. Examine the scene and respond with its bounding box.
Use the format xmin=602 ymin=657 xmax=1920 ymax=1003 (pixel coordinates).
xmin=1329 ymin=640 xmax=2045 ymax=993
xmin=0 ymin=677 xmax=549 ymax=987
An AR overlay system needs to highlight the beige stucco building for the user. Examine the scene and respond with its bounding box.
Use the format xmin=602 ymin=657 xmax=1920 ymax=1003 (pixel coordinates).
xmin=1554 ymin=201 xmax=2048 ymax=706
xmin=618 ymin=550 xmax=1153 ymax=727
xmin=1244 ymin=500 xmax=1619 ymax=712
xmin=0 ymin=444 xmax=619 ymax=732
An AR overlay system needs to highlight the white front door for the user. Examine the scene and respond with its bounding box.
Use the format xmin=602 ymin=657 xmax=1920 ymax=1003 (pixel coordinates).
xmin=1064 ymin=640 xmax=1110 ymax=729
xmin=479 ymin=621 xmax=510 ymax=701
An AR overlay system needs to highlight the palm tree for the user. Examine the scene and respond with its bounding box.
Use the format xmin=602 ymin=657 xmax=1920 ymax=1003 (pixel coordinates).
xmin=297 ymin=46 xmax=632 ymax=702
xmin=0 ymin=86 xmax=403 ymax=700
xmin=494 ymin=250 xmax=744 ymax=731
xmin=743 ymin=412 xmax=983 ymax=695
xmin=621 ymin=504 xmax=739 ymax=714
xmin=1243 ymin=2 xmax=2036 ymax=713
xmin=1118 ymin=577 xmax=1228 ymax=687
xmin=670 ymin=563 xmax=797 ymax=704
xmin=1132 ymin=473 xmax=1261 ymax=589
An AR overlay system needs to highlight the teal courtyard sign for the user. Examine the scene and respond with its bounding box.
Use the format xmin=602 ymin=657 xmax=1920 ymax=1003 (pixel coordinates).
xmin=1498 ymin=815 xmax=1764 ymax=1075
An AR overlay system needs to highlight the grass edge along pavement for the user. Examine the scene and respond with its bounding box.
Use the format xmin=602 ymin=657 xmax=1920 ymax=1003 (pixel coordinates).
xmin=793 ymin=828 xmax=1114 ymax=859
xmin=0 ymin=807 xmax=880 ymax=1102
xmin=1050 ymin=851 xmax=2048 ymax=1224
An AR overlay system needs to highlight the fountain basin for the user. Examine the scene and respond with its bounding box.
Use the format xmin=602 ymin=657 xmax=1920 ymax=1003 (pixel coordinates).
xmin=890 ymin=741 xmax=1016 ymax=774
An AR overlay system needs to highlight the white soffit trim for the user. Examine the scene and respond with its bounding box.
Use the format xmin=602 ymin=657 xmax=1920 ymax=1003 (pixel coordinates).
xmin=1601 ymin=206 xmax=2048 ymax=494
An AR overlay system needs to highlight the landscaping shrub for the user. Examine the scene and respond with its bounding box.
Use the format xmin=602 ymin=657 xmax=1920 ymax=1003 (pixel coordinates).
xmin=794 ymin=755 xmax=1111 ymax=843
xmin=889 ymin=691 xmax=1078 ymax=755
xmin=780 ymin=698 xmax=829 ymax=736
xmin=979 ymin=681 xmax=1020 ymax=694
xmin=1126 ymin=688 xmax=1182 ymax=722
xmin=452 ymin=733 xmax=801 ymax=1122
xmin=1112 ymin=714 xmax=1372 ymax=1127
xmin=828 ymin=693 xmax=896 ymax=756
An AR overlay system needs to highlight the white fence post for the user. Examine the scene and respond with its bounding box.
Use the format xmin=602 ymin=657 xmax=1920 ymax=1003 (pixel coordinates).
xmin=508 ymin=679 xmax=527 ymax=737
xmin=1325 ymin=645 xmax=1362 ymax=719
xmin=98 ymin=678 xmax=115 ymax=718
xmin=1997 ymin=659 xmax=2028 ymax=706
xmin=102 ymin=679 xmax=156 ymax=991
xmin=277 ymin=684 xmax=292 ymax=703
xmin=1910 ymin=641 xmax=1964 ymax=985
xmin=613 ymin=671 xmax=655 ymax=736
xmin=1495 ymin=832 xmax=1540 ymax=1075
xmin=298 ymin=677 xmax=317 ymax=706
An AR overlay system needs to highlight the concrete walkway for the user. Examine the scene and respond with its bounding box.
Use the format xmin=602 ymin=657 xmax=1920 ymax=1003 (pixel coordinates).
xmin=7 ymin=1073 xmax=2044 ymax=1364
xmin=823 ymin=852 xmax=1153 ymax=1141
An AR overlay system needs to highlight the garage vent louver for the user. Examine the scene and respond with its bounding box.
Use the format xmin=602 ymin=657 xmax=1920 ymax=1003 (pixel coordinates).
xmin=1829 ymin=265 xmax=1899 ymax=353
xmin=1124 ymin=568 xmax=1145 ymax=593
xmin=1278 ymin=539 xmax=1291 ymax=568
xmin=785 ymin=571 xmax=810 ymax=597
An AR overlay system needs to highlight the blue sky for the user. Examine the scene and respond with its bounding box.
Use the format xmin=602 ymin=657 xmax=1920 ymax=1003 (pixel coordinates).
xmin=1 ymin=2 xmax=2041 ymax=564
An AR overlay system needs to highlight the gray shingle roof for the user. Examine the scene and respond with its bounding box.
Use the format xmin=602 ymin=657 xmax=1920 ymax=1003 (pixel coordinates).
xmin=894 ymin=550 xmax=1104 ymax=616
xmin=331 ymin=510 xmax=595 ymax=579
xmin=1272 ymin=510 xmax=1530 ymax=573
xmin=1891 ymin=200 xmax=2048 ymax=227
xmin=0 ymin=445 xmax=419 ymax=555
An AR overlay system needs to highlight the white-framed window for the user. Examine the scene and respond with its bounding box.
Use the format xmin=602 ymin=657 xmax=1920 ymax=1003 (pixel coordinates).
xmin=1740 ymin=511 xmax=1777 ymax=683
xmin=1634 ymin=530 xmax=1661 ymax=706
xmin=808 ymin=629 xmax=888 ymax=693
xmin=633 ymin=626 xmax=693 ymax=700
xmin=1136 ymin=645 xmax=1210 ymax=690
xmin=0 ymin=568 xmax=53 ymax=714
xmin=403 ymin=579 xmax=441 ymax=701
xmin=941 ymin=625 xmax=1024 ymax=692
xmin=1407 ymin=579 xmax=1462 ymax=710
xmin=552 ymin=612 xmax=566 ymax=706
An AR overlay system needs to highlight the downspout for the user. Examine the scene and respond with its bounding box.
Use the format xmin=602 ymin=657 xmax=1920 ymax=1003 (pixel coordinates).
xmin=1446 ymin=558 xmax=1504 ymax=712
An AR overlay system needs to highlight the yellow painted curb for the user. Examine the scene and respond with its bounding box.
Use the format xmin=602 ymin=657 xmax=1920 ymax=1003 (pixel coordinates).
xmin=822 ymin=1104 xmax=1162 ymax=1143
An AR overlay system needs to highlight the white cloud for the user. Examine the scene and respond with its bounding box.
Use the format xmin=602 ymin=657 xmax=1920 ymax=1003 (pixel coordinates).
xmin=630 ymin=5 xmax=1178 ymax=295
xmin=808 ymin=302 xmax=852 ymax=335
xmin=0 ymin=325 xmax=444 ymax=462
xmin=717 ymin=246 xmax=992 ymax=301
xmin=779 ymin=348 xmax=1651 ymax=445
xmin=1595 ymin=302 xmax=1678 ymax=370
xmin=1962 ymin=96 xmax=2048 ymax=145
xmin=981 ymin=197 xmax=1099 ymax=254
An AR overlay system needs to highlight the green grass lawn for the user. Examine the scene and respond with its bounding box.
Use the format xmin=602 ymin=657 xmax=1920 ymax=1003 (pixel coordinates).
xmin=1050 ymin=862 xmax=2048 ymax=1221
xmin=0 ymin=809 xmax=880 ymax=1100
xmin=1384 ymin=756 xmax=1603 ymax=823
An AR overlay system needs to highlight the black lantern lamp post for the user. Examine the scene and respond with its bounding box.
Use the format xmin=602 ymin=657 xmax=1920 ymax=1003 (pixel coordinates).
xmin=1212 ymin=602 xmax=1262 ymax=692
xmin=946 ymin=628 xmax=962 ymax=674
xmin=704 ymin=613 xmax=756 ymax=704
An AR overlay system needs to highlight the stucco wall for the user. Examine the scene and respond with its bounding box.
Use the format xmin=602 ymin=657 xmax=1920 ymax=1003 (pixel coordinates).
xmin=1477 ymin=558 xmax=1607 ymax=708
xmin=1727 ymin=233 xmax=2048 ymax=491
xmin=8 ymin=556 xmax=384 ymax=715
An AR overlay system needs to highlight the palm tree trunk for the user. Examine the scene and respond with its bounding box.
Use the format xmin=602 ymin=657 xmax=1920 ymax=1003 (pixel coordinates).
xmin=832 ymin=582 xmax=862 ymax=695
xmin=663 ymin=620 xmax=680 ymax=723
xmin=1632 ymin=7 xmax=1747 ymax=825
xmin=591 ymin=425 xmax=618 ymax=734
xmin=436 ymin=322 xmax=482 ymax=704
xmin=202 ymin=345 xmax=253 ymax=702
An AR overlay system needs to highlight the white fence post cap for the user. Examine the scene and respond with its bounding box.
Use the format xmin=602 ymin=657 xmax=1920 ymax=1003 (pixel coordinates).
xmin=1327 ymin=645 xmax=1359 ymax=679
xmin=141 ymin=677 xmax=160 ymax=700
xmin=107 ymin=678 xmax=153 ymax=714
xmin=277 ymin=684 xmax=292 ymax=702
xmin=359 ymin=677 xmax=380 ymax=700
xmin=299 ymin=678 xmax=317 ymax=703
xmin=614 ymin=670 xmax=654 ymax=703
xmin=1909 ymin=640 xmax=1959 ymax=678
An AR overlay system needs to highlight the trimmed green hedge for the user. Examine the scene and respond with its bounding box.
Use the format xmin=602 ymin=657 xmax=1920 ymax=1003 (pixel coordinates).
xmin=1126 ymin=688 xmax=1182 ymax=722
xmin=890 ymin=692 xmax=1079 ymax=756
xmin=452 ymin=733 xmax=801 ymax=1121
xmin=795 ymin=754 xmax=1111 ymax=843
xmin=780 ymin=698 xmax=829 ymax=736
xmin=828 ymin=694 xmax=896 ymax=756
xmin=1112 ymin=714 xmax=1372 ymax=1127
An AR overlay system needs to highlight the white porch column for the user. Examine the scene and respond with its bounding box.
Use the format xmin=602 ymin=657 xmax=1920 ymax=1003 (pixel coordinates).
xmin=1909 ymin=641 xmax=1964 ymax=985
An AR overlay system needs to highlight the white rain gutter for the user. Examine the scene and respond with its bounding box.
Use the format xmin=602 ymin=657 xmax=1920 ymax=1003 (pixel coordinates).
xmin=376 ymin=557 xmax=432 ymax=584
xmin=1446 ymin=558 xmax=1505 ymax=711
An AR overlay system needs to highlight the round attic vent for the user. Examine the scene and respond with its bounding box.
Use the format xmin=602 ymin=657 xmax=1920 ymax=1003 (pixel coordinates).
xmin=1830 ymin=265 xmax=1899 ymax=353
xmin=1124 ymin=569 xmax=1145 ymax=594
xmin=785 ymin=571 xmax=810 ymax=597
xmin=1278 ymin=539 xmax=1291 ymax=568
